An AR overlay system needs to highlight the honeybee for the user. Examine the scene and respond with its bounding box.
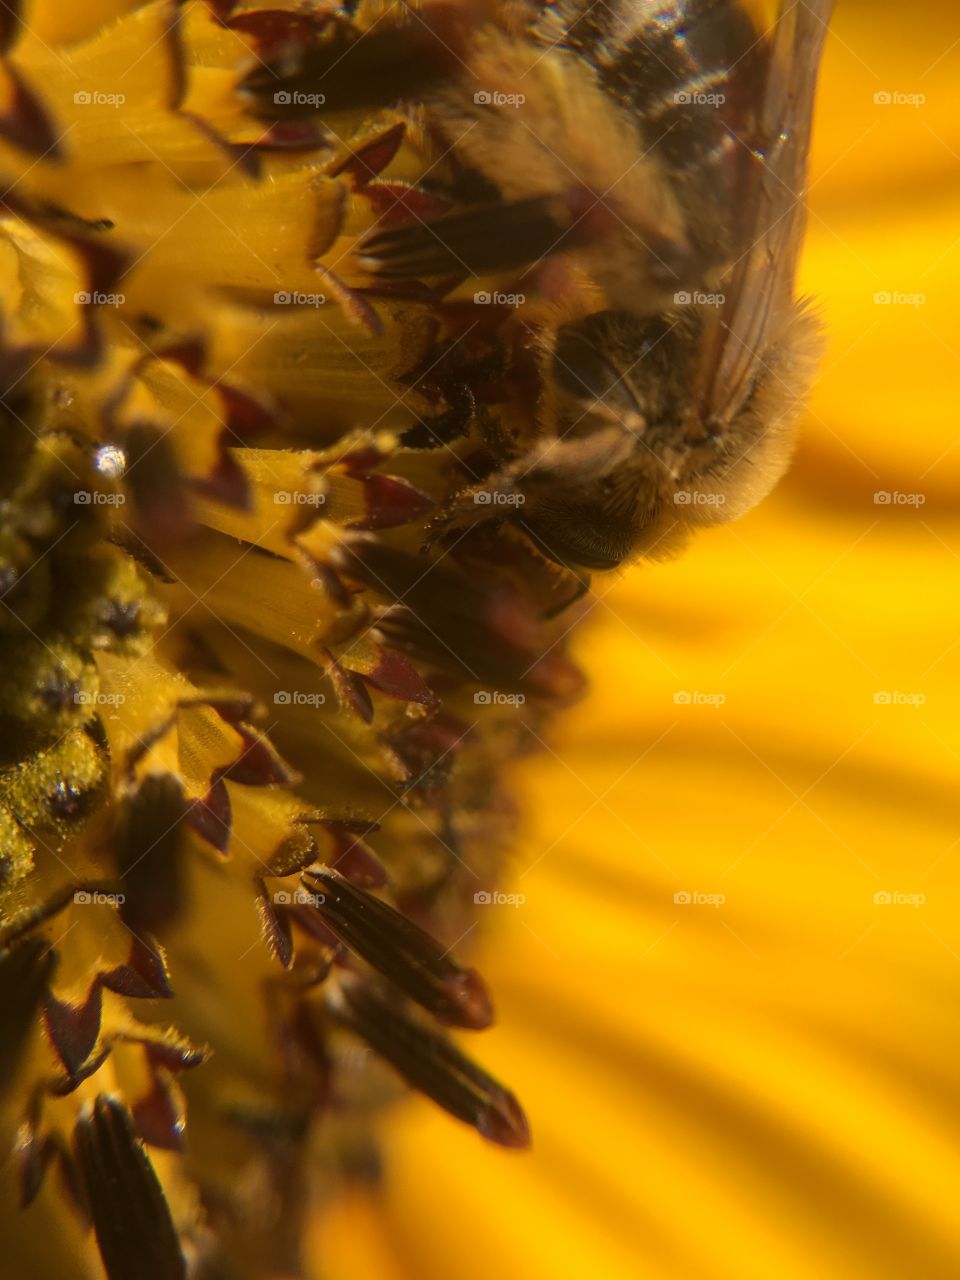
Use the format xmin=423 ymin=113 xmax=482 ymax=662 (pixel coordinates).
xmin=243 ymin=0 xmax=833 ymax=570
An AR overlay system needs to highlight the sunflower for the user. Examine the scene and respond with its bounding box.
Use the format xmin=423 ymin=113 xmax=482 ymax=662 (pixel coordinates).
xmin=3 ymin=3 xmax=955 ymax=1280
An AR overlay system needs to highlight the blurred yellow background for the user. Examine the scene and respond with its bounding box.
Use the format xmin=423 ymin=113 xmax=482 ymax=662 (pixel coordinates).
xmin=321 ymin=4 xmax=960 ymax=1277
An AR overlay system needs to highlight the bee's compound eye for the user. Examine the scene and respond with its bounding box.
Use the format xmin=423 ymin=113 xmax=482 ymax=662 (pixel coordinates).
xmin=553 ymin=317 xmax=625 ymax=404
xmin=518 ymin=509 xmax=629 ymax=571
xmin=547 ymin=312 xmax=640 ymax=407
xmin=552 ymin=311 xmax=663 ymax=422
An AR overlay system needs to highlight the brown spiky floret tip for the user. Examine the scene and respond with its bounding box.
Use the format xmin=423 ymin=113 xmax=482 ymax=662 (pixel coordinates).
xmin=0 ymin=2 xmax=587 ymax=1275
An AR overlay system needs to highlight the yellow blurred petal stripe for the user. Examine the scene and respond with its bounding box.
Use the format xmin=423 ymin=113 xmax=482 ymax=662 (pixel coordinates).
xmin=320 ymin=4 xmax=960 ymax=1278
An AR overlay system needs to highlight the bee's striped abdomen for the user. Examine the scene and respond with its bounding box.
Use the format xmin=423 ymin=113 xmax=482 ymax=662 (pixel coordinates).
xmin=540 ymin=0 xmax=764 ymax=260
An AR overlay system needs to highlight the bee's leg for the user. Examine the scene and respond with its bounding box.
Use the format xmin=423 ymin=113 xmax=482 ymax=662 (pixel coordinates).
xmin=475 ymin=399 xmax=522 ymax=465
xmin=400 ymin=382 xmax=477 ymax=449
xmin=358 ymin=195 xmax=573 ymax=280
xmin=510 ymin=428 xmax=637 ymax=486
xmin=421 ymin=447 xmax=524 ymax=550
xmin=540 ymin=574 xmax=591 ymax=619
xmin=422 ymin=428 xmax=631 ymax=550
xmin=398 ymin=333 xmax=509 ymax=447
xmin=421 ymin=490 xmax=504 ymax=551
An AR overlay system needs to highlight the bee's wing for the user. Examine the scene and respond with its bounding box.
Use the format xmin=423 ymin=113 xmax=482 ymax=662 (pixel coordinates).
xmin=694 ymin=0 xmax=833 ymax=429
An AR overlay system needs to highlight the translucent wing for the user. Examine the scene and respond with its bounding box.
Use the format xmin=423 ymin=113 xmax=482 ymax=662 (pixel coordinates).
xmin=694 ymin=0 xmax=833 ymax=429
